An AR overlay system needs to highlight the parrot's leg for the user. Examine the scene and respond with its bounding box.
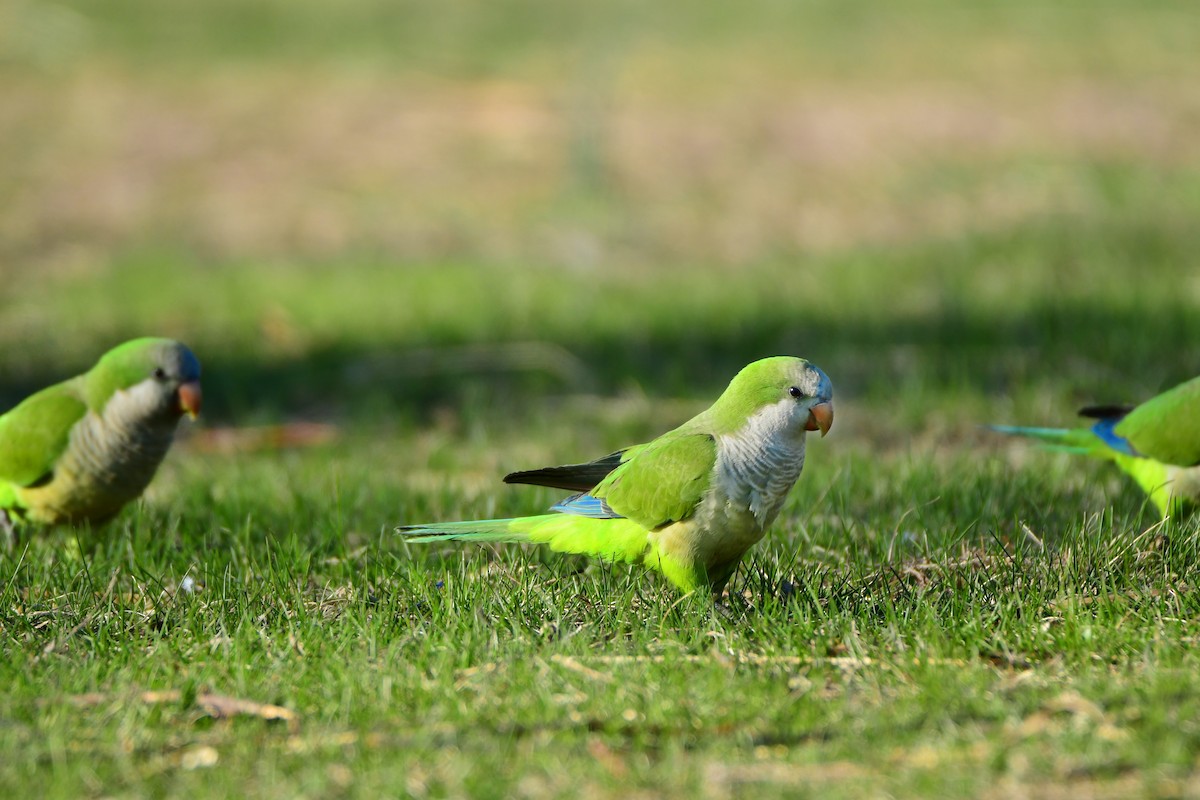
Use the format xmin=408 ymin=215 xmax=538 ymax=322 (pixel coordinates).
xmin=745 ymin=566 xmax=800 ymax=603
xmin=713 ymin=581 xmax=756 ymax=619
xmin=0 ymin=510 xmax=17 ymax=553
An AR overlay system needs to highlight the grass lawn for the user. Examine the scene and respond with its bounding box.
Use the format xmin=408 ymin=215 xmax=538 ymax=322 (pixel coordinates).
xmin=3 ymin=1 xmax=1200 ymax=797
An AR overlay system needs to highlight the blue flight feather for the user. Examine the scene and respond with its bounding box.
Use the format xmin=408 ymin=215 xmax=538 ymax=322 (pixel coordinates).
xmin=550 ymin=492 xmax=623 ymax=519
xmin=1089 ymin=418 xmax=1140 ymax=456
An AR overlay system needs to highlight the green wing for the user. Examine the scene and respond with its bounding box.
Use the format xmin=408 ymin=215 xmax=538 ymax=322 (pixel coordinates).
xmin=1115 ymin=375 xmax=1200 ymax=466
xmin=591 ymin=432 xmax=716 ymax=529
xmin=0 ymin=380 xmax=88 ymax=488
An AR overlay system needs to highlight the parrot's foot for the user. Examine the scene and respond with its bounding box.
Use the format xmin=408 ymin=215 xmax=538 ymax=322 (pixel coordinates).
xmin=713 ymin=600 xmax=743 ymax=622
xmin=712 ymin=589 xmax=753 ymax=621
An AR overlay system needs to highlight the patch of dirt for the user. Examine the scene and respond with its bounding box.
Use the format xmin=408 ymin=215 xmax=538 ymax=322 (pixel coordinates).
xmin=2 ymin=70 xmax=1196 ymax=267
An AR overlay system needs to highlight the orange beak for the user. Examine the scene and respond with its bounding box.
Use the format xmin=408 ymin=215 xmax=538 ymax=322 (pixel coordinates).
xmin=176 ymin=380 xmax=203 ymax=419
xmin=805 ymin=402 xmax=833 ymax=437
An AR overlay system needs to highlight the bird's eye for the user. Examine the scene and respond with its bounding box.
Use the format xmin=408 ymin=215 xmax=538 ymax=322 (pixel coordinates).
xmin=152 ymin=367 xmax=167 ymax=380
xmin=788 ymin=386 xmax=805 ymax=399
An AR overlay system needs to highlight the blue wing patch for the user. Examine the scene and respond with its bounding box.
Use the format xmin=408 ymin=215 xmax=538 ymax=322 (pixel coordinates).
xmin=550 ymin=492 xmax=624 ymax=519
xmin=1091 ymin=418 xmax=1140 ymax=457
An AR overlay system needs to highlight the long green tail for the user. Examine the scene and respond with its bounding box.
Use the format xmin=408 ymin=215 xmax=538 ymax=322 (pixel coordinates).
xmin=992 ymin=424 xmax=1183 ymax=516
xmin=988 ymin=425 xmax=1106 ymax=457
xmin=398 ymin=514 xmax=652 ymax=564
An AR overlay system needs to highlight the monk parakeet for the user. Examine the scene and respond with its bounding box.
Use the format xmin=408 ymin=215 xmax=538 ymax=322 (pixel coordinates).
xmin=992 ymin=374 xmax=1200 ymax=517
xmin=0 ymin=338 xmax=202 ymax=537
xmin=398 ymin=356 xmax=834 ymax=595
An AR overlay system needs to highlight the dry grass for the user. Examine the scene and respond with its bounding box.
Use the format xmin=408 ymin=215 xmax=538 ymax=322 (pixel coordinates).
xmin=2 ymin=57 xmax=1198 ymax=270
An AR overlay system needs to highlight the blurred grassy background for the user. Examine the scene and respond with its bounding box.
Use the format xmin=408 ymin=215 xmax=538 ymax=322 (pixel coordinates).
xmin=2 ymin=0 xmax=1198 ymax=422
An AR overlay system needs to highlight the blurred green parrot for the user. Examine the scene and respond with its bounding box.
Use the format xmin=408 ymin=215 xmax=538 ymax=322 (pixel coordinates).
xmin=0 ymin=337 xmax=201 ymax=540
xmin=993 ymin=374 xmax=1200 ymax=517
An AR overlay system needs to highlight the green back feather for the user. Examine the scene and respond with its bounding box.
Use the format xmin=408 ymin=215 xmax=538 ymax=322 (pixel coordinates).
xmin=1114 ymin=374 xmax=1200 ymax=466
xmin=590 ymin=432 xmax=716 ymax=529
xmin=0 ymin=380 xmax=88 ymax=489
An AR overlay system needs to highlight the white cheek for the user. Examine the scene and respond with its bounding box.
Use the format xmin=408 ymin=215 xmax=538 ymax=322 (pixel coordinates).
xmin=108 ymin=379 xmax=167 ymax=420
xmin=781 ymin=400 xmax=817 ymax=439
xmin=788 ymin=406 xmax=813 ymax=436
xmin=742 ymin=398 xmax=804 ymax=439
xmin=127 ymin=381 xmax=158 ymax=405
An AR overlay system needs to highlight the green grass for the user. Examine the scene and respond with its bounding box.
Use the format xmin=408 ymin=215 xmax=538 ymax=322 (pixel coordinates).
xmin=6 ymin=249 xmax=1200 ymax=799
xmin=6 ymin=432 xmax=1200 ymax=797
xmin=4 ymin=0 xmax=1200 ymax=797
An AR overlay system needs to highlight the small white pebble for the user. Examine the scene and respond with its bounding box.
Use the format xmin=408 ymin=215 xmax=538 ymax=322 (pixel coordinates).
xmin=181 ymin=745 xmax=218 ymax=770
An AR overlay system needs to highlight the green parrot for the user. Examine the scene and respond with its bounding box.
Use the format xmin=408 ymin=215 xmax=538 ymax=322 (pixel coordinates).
xmin=398 ymin=356 xmax=834 ymax=595
xmin=992 ymin=374 xmax=1200 ymax=517
xmin=0 ymin=337 xmax=202 ymax=537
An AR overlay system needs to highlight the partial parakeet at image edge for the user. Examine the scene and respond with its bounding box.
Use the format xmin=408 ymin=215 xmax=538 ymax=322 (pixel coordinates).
xmin=0 ymin=337 xmax=202 ymax=537
xmin=398 ymin=356 xmax=834 ymax=595
xmin=992 ymin=373 xmax=1200 ymax=517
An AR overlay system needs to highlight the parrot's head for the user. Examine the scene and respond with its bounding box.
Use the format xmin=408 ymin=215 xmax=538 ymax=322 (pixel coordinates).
xmin=711 ymin=356 xmax=833 ymax=439
xmin=87 ymin=338 xmax=203 ymax=422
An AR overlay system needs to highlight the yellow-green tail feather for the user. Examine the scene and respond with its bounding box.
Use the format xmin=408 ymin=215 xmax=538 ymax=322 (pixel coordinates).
xmin=400 ymin=515 xmax=652 ymax=564
xmin=989 ymin=424 xmax=1106 ymax=456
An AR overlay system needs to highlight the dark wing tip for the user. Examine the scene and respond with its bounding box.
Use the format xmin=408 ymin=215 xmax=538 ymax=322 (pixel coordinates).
xmin=503 ymin=450 xmax=628 ymax=492
xmin=503 ymin=467 xmax=599 ymax=492
xmin=1077 ymin=404 xmax=1134 ymax=420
